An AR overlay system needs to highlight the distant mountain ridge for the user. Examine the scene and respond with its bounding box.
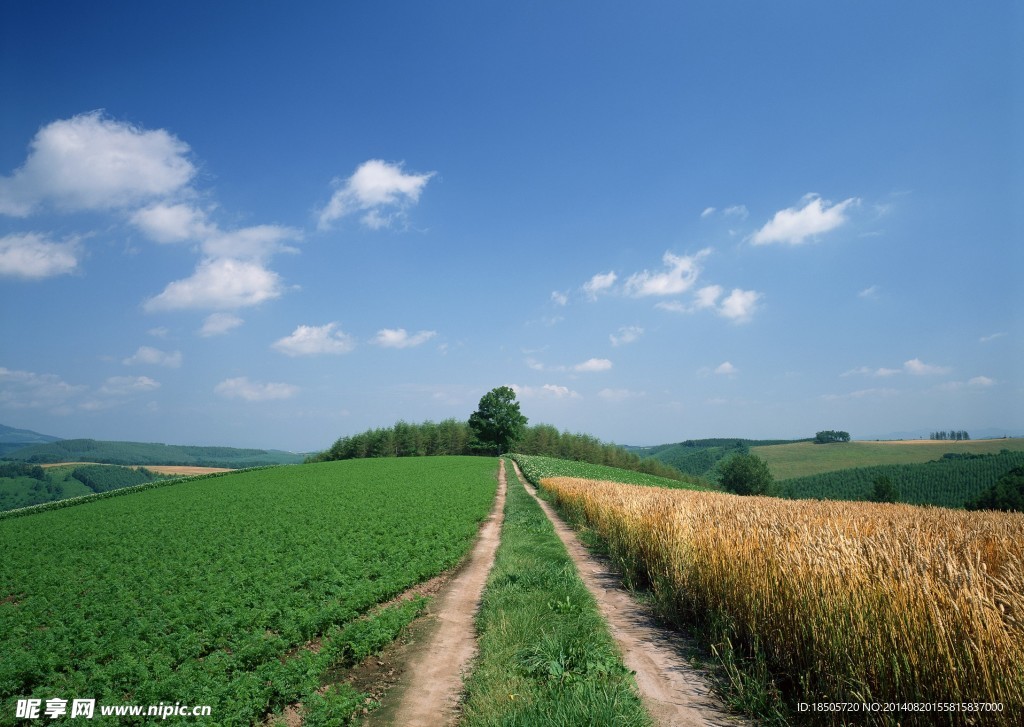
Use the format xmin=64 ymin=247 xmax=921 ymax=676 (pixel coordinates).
xmin=0 ymin=424 xmax=62 ymax=457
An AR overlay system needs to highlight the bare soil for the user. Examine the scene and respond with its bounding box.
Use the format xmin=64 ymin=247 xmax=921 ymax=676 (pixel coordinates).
xmin=510 ymin=460 xmax=747 ymax=727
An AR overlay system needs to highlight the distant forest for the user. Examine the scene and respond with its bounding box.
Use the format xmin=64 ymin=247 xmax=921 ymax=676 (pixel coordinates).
xmin=3 ymin=439 xmax=305 ymax=468
xmin=309 ymin=419 xmax=695 ymax=483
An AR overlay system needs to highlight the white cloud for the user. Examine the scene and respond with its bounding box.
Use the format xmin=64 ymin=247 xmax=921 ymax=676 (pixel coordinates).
xmin=968 ymin=376 xmax=996 ymax=387
xmin=724 ymin=205 xmax=749 ymax=219
xmin=0 ymin=232 xmax=79 ymax=279
xmin=122 ymin=346 xmax=182 ymax=368
xmin=715 ymin=361 xmax=738 ymax=376
xmin=198 ymin=312 xmax=244 ymax=337
xmin=598 ymin=388 xmax=642 ymax=402
xmin=821 ymin=388 xmax=899 ymax=401
xmin=843 ymin=365 xmax=901 ymax=378
xmin=0 ymin=111 xmax=195 ymax=216
xmin=317 ymin=159 xmax=435 ymax=230
xmin=214 ymin=377 xmax=298 ymax=402
xmin=700 ymin=207 xmax=716 ymax=218
xmin=148 ymin=327 xmax=169 ymax=338
xmin=654 ymin=300 xmax=687 ymax=313
xmin=858 ymin=285 xmax=880 ymax=299
xmin=509 ymin=383 xmax=580 ymax=399
xmin=130 ymin=203 xmax=214 ymax=243
xmin=0 ymin=367 xmax=86 ymax=410
xmin=551 ymin=290 xmax=568 ymax=306
xmin=201 ymin=225 xmax=301 ymax=260
xmin=693 ymin=284 xmax=723 ymax=310
xmin=903 ymin=358 xmax=951 ymax=376
xmin=582 ymin=271 xmax=617 ymax=299
xmin=980 ymin=332 xmax=1006 ymax=343
xmin=99 ymin=375 xmax=160 ymax=396
xmin=751 ymin=194 xmax=859 ymax=245
xmin=144 ymin=257 xmax=283 ymax=311
xmin=273 ymin=323 xmax=356 ymax=356
xmin=373 ymin=328 xmax=437 ymax=349
xmin=573 ymin=358 xmax=613 ymax=373
xmin=624 ymin=249 xmax=709 ymax=297
xmin=718 ymin=288 xmax=761 ymax=322
xmin=610 ymin=325 xmax=643 ymax=347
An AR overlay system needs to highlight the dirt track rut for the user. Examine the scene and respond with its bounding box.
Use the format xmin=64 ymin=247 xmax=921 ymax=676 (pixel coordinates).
xmin=510 ymin=460 xmax=747 ymax=727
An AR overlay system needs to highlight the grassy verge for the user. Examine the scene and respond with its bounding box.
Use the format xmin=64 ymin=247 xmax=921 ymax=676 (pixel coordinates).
xmin=458 ymin=460 xmax=651 ymax=726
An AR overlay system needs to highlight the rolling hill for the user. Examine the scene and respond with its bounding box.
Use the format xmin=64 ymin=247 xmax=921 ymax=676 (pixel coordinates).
xmin=2 ymin=437 xmax=307 ymax=468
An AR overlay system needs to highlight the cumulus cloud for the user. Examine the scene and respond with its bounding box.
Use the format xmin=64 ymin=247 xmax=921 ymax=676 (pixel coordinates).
xmin=198 ymin=312 xmax=244 ymax=337
xmin=715 ymin=361 xmax=738 ymax=376
xmin=318 ymin=159 xmax=435 ymax=230
xmin=582 ymin=271 xmax=617 ymax=299
xmin=0 ymin=111 xmax=195 ymax=216
xmin=573 ymin=358 xmax=613 ymax=373
xmin=130 ymin=203 xmax=214 ymax=243
xmin=273 ymin=323 xmax=356 ymax=356
xmin=968 ymin=376 xmax=995 ymax=387
xmin=610 ymin=325 xmax=643 ymax=347
xmin=718 ymin=289 xmax=761 ymax=322
xmin=372 ymin=328 xmax=437 ymax=349
xmin=214 ymin=377 xmax=298 ymax=402
xmin=624 ymin=249 xmax=709 ymax=297
xmin=122 ymin=346 xmax=182 ymax=368
xmin=0 ymin=232 xmax=79 ymax=279
xmin=751 ymin=194 xmax=859 ymax=245
xmin=144 ymin=258 xmax=283 ymax=311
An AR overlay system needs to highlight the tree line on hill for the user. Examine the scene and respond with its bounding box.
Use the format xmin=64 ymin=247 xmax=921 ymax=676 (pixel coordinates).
xmin=930 ymin=430 xmax=970 ymax=441
xmin=814 ymin=430 xmax=851 ymax=444
xmin=308 ymin=387 xmax=690 ymax=483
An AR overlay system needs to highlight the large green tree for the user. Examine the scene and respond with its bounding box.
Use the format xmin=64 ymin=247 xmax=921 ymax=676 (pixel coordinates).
xmin=468 ymin=386 xmax=528 ymax=455
xmin=719 ymin=453 xmax=774 ymax=496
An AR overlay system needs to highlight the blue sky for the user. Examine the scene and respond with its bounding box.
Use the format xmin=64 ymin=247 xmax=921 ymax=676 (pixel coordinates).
xmin=1 ymin=2 xmax=1020 ymax=451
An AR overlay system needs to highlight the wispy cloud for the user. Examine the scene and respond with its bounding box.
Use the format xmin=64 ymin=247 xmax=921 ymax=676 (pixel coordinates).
xmin=273 ymin=323 xmax=356 ymax=356
xmin=610 ymin=325 xmax=643 ymax=347
xmin=903 ymin=358 xmax=951 ymax=376
xmin=318 ymin=160 xmax=435 ymax=230
xmin=858 ymin=285 xmax=880 ymax=299
xmin=509 ymin=383 xmax=581 ymax=399
xmin=573 ymin=358 xmax=612 ymax=373
xmin=980 ymin=332 xmax=1006 ymax=343
xmin=214 ymin=377 xmax=298 ymax=401
xmin=751 ymin=194 xmax=859 ymax=245
xmin=550 ymin=290 xmax=568 ymax=306
xmin=0 ymin=366 xmax=86 ymax=411
xmin=598 ymin=388 xmax=644 ymax=402
xmin=198 ymin=313 xmax=244 ymax=337
xmin=582 ymin=271 xmax=617 ymax=300
xmin=122 ymin=346 xmax=182 ymax=368
xmin=373 ymin=328 xmax=437 ymax=349
xmin=98 ymin=375 xmax=160 ymax=396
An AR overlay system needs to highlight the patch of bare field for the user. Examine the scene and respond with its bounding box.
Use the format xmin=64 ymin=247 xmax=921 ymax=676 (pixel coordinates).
xmin=37 ymin=462 xmax=232 ymax=475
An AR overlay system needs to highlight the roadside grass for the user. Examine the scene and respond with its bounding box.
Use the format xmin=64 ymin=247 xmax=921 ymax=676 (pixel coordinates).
xmin=458 ymin=459 xmax=651 ymax=726
xmin=756 ymin=438 xmax=1024 ymax=480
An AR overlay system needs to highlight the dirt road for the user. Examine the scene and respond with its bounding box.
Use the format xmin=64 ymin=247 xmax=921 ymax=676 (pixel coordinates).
xmin=370 ymin=459 xmax=508 ymax=726
xmin=510 ymin=460 xmax=747 ymax=727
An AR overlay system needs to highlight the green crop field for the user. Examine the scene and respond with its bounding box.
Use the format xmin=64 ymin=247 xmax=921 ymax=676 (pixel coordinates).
xmin=512 ymin=454 xmax=710 ymax=491
xmin=755 ymin=438 xmax=1024 ymax=481
xmin=0 ymin=456 xmax=497 ymax=726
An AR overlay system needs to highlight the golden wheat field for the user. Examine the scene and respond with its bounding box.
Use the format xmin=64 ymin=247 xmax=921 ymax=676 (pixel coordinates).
xmin=542 ymin=477 xmax=1024 ymax=724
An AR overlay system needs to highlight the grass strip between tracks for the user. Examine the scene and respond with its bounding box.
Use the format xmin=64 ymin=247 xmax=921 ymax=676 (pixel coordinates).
xmin=458 ymin=459 xmax=651 ymax=726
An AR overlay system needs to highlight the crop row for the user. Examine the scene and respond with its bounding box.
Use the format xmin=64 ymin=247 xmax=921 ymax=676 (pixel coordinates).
xmin=538 ymin=475 xmax=1024 ymax=724
xmin=0 ymin=457 xmax=497 ymax=725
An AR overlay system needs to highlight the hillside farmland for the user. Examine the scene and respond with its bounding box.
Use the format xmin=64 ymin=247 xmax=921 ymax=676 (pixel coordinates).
xmin=0 ymin=457 xmax=497 ymax=725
